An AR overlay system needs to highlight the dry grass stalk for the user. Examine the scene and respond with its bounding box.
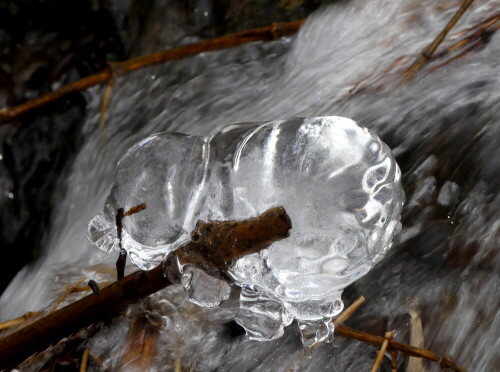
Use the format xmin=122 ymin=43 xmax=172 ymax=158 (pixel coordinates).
xmin=79 ymin=349 xmax=89 ymax=372
xmin=335 ymin=325 xmax=467 ymax=372
xmin=333 ymin=295 xmax=366 ymax=326
xmin=370 ymin=330 xmax=394 ymax=372
xmin=124 ymin=203 xmax=147 ymax=217
xmin=0 ymin=311 xmax=43 ymax=332
xmin=407 ymin=308 xmax=428 ymax=372
xmin=350 ymin=9 xmax=499 ymax=96
xmin=99 ymin=75 xmax=116 ymax=135
xmin=117 ymin=312 xmax=161 ymax=371
xmin=308 ymin=295 xmax=366 ymax=352
xmin=402 ymin=0 xmax=475 ymax=82
xmin=49 ymin=278 xmax=86 ymax=313
xmin=16 ymin=325 xmax=99 ymax=371
xmin=90 ymin=351 xmax=103 ymax=367
xmin=174 ymin=357 xmax=183 ymax=372
xmin=390 ymin=350 xmax=398 ymax=372
xmin=287 ymin=295 xmax=466 ymax=372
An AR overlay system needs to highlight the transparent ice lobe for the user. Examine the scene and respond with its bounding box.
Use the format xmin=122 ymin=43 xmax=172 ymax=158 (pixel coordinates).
xmin=88 ymin=133 xmax=209 ymax=269
xmin=181 ymin=266 xmax=231 ymax=308
xmin=87 ymin=116 xmax=405 ymax=342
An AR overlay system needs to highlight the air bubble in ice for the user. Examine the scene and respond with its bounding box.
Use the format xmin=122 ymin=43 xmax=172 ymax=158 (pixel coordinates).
xmin=87 ymin=116 xmax=404 ymax=346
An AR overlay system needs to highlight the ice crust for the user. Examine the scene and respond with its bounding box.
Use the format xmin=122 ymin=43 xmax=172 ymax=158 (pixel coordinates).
xmin=88 ymin=116 xmax=404 ymax=343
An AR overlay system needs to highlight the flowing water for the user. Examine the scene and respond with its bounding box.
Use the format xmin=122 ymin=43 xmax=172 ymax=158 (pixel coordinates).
xmin=1 ymin=0 xmax=499 ymax=370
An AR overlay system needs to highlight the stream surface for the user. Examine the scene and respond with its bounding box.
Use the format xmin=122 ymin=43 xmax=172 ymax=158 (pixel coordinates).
xmin=1 ymin=1 xmax=499 ymax=371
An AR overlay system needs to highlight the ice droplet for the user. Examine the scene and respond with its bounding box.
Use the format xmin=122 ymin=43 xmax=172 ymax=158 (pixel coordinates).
xmin=237 ymin=287 xmax=288 ymax=341
xmin=87 ymin=116 xmax=404 ymax=344
xmin=298 ymin=317 xmax=336 ymax=350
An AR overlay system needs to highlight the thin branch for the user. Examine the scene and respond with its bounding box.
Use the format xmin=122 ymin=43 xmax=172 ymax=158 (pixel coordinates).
xmin=335 ymin=325 xmax=468 ymax=372
xmin=117 ymin=311 xmax=161 ymax=371
xmin=349 ymin=9 xmax=499 ymax=96
xmin=89 ymin=351 xmax=103 ymax=367
xmin=370 ymin=331 xmax=394 ymax=372
xmin=1 ymin=4 xmax=496 ymax=124
xmin=16 ymin=325 xmax=99 ymax=371
xmin=0 ymin=20 xmax=304 ymax=125
xmin=124 ymin=203 xmax=147 ymax=217
xmin=402 ymin=0 xmax=475 ymax=82
xmin=49 ymin=278 xmax=86 ymax=313
xmin=333 ymin=295 xmax=365 ymax=326
xmin=79 ymin=349 xmax=89 ymax=372
xmin=309 ymin=296 xmax=366 ymax=352
xmin=0 ymin=206 xmax=292 ymax=370
xmin=407 ymin=308 xmax=428 ymax=372
xmin=174 ymin=357 xmax=183 ymax=372
xmin=390 ymin=350 xmax=398 ymax=372
xmin=0 ymin=311 xmax=43 ymax=332
xmin=99 ymin=74 xmax=116 ymax=135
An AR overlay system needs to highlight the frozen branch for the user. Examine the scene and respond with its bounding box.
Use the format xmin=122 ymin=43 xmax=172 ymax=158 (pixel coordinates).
xmin=0 ymin=206 xmax=292 ymax=370
xmin=0 ymin=21 xmax=304 ymax=125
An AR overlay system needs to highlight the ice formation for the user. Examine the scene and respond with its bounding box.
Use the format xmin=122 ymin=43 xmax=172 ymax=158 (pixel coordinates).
xmin=88 ymin=116 xmax=404 ymax=345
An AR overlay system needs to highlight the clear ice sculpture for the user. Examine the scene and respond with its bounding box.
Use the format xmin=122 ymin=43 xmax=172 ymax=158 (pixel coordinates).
xmin=88 ymin=116 xmax=404 ymax=346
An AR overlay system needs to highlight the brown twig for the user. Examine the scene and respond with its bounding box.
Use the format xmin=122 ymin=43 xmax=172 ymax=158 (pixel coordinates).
xmin=16 ymin=325 xmax=99 ymax=371
xmin=177 ymin=206 xmax=292 ymax=273
xmin=124 ymin=203 xmax=147 ymax=217
xmin=407 ymin=308 xmax=428 ymax=372
xmin=285 ymin=294 xmax=464 ymax=372
xmin=0 ymin=207 xmax=292 ymax=370
xmin=335 ymin=325 xmax=467 ymax=372
xmin=308 ymin=295 xmax=366 ymax=352
xmin=117 ymin=312 xmax=162 ymax=371
xmin=79 ymin=349 xmax=90 ymax=372
xmin=174 ymin=358 xmax=183 ymax=372
xmin=49 ymin=278 xmax=86 ymax=313
xmin=0 ymin=311 xmax=43 ymax=332
xmin=0 ymin=264 xmax=172 ymax=370
xmin=99 ymin=75 xmax=116 ymax=135
xmin=428 ymin=11 xmax=500 ymax=72
xmin=370 ymin=331 xmax=394 ymax=372
xmin=402 ymin=0 xmax=475 ymax=82
xmin=0 ymin=21 xmax=304 ymax=125
xmin=349 ymin=9 xmax=499 ymax=96
xmin=89 ymin=351 xmax=103 ymax=367
xmin=390 ymin=350 xmax=398 ymax=372
xmin=333 ymin=295 xmax=365 ymax=326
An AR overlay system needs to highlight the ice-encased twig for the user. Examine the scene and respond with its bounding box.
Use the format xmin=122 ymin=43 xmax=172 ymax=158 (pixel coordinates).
xmin=0 ymin=206 xmax=292 ymax=370
xmin=87 ymin=117 xmax=405 ymax=342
